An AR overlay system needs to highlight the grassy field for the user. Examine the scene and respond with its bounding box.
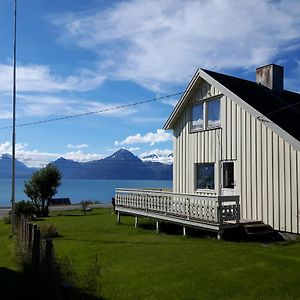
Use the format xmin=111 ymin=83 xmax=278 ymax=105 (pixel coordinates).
xmin=2 ymin=208 xmax=300 ymax=299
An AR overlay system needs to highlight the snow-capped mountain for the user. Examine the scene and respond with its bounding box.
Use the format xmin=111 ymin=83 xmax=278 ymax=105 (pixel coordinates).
xmin=140 ymin=152 xmax=173 ymax=164
xmin=0 ymin=153 xmax=37 ymax=178
xmin=0 ymin=149 xmax=173 ymax=180
xmin=53 ymin=149 xmax=172 ymax=180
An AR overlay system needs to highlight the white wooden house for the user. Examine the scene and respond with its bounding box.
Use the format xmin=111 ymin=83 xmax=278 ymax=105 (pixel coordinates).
xmin=164 ymin=64 xmax=300 ymax=235
xmin=115 ymin=64 xmax=300 ymax=237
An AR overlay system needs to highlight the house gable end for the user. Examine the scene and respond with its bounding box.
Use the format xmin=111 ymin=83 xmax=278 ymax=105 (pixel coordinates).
xmin=165 ymin=68 xmax=300 ymax=152
xmin=164 ymin=71 xmax=222 ymax=130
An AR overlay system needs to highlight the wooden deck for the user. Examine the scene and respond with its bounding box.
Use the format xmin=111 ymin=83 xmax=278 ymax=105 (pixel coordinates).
xmin=115 ymin=188 xmax=240 ymax=238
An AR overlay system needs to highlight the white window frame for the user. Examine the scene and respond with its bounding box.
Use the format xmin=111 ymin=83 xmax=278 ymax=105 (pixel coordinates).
xmin=221 ymin=160 xmax=235 ymax=189
xmin=190 ymin=96 xmax=221 ymax=133
xmin=190 ymin=102 xmax=204 ymax=133
xmin=195 ymin=162 xmax=216 ymax=192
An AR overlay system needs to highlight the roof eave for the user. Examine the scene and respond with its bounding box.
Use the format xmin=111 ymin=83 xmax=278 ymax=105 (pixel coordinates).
xmin=163 ymin=69 xmax=202 ymax=130
xmin=199 ymin=69 xmax=300 ymax=152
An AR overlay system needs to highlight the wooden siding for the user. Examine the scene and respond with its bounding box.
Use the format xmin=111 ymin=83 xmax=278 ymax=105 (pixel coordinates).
xmin=173 ymin=81 xmax=300 ymax=234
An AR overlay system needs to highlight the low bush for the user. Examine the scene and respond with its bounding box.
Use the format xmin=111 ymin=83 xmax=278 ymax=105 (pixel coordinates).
xmin=15 ymin=200 xmax=36 ymax=220
xmin=80 ymin=200 xmax=93 ymax=215
xmin=3 ymin=211 xmax=11 ymax=224
xmin=40 ymin=223 xmax=59 ymax=239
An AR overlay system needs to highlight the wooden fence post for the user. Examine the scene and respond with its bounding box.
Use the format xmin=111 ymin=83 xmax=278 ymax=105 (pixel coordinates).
xmin=28 ymin=223 xmax=33 ymax=249
xmin=32 ymin=224 xmax=41 ymax=267
xmin=45 ymin=239 xmax=53 ymax=269
xmin=23 ymin=219 xmax=27 ymax=246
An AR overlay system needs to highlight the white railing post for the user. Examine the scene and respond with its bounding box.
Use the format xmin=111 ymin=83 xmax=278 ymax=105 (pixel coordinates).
xmin=187 ymin=198 xmax=190 ymax=220
xmin=218 ymin=197 xmax=223 ymax=226
xmin=146 ymin=193 xmax=148 ymax=212
xmin=236 ymin=198 xmax=240 ymax=224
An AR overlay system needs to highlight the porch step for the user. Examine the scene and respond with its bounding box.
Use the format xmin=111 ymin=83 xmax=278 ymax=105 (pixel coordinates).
xmin=239 ymin=222 xmax=282 ymax=241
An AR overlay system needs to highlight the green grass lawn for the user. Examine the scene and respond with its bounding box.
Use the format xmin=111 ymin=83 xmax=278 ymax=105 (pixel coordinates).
xmin=0 ymin=222 xmax=20 ymax=300
xmin=2 ymin=208 xmax=300 ymax=299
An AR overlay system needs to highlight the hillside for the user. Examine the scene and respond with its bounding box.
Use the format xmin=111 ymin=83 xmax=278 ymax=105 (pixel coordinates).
xmin=0 ymin=149 xmax=172 ymax=180
xmin=0 ymin=154 xmax=36 ymax=179
xmin=53 ymin=149 xmax=172 ymax=180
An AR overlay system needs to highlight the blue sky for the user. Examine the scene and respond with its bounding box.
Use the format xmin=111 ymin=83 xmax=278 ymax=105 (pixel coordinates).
xmin=0 ymin=0 xmax=300 ymax=167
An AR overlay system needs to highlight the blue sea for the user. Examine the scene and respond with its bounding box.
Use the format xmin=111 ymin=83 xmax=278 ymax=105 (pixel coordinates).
xmin=0 ymin=179 xmax=173 ymax=207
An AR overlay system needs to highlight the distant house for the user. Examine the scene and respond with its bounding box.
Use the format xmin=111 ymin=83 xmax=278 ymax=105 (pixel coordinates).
xmin=116 ymin=64 xmax=300 ymax=237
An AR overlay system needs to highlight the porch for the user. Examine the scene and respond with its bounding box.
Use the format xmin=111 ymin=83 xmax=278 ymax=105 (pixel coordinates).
xmin=115 ymin=188 xmax=240 ymax=239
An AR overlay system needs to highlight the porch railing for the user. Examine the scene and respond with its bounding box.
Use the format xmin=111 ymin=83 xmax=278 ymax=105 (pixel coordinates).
xmin=115 ymin=188 xmax=239 ymax=226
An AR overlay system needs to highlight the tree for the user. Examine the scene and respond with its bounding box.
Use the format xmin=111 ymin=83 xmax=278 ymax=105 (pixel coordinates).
xmin=24 ymin=164 xmax=62 ymax=217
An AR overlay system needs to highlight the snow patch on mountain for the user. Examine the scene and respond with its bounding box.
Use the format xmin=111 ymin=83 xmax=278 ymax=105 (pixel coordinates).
xmin=140 ymin=149 xmax=173 ymax=164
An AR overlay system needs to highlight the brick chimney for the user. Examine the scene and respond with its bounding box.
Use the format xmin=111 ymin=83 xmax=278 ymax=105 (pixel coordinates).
xmin=256 ymin=64 xmax=284 ymax=92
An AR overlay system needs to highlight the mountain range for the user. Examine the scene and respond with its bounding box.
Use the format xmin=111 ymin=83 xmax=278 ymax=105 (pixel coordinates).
xmin=0 ymin=154 xmax=37 ymax=178
xmin=0 ymin=149 xmax=172 ymax=180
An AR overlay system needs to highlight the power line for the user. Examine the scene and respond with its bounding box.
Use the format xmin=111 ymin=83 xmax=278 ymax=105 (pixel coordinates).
xmin=0 ymin=91 xmax=186 ymax=130
xmin=1 ymin=83 xmax=299 ymax=131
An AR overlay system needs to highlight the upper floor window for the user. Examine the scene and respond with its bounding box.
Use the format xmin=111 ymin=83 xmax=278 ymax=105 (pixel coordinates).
xmin=207 ymin=99 xmax=221 ymax=128
xmin=191 ymin=102 xmax=204 ymax=131
xmin=191 ymin=98 xmax=221 ymax=132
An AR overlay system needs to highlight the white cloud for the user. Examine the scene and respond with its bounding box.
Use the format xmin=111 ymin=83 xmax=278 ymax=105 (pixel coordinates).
xmin=285 ymin=59 xmax=300 ymax=92
xmin=115 ymin=129 xmax=172 ymax=146
xmin=0 ymin=110 xmax=12 ymax=119
xmin=127 ymin=147 xmax=140 ymax=152
xmin=51 ymin=0 xmax=300 ymax=91
xmin=66 ymin=144 xmax=89 ymax=149
xmin=129 ymin=116 xmax=166 ymax=124
xmin=64 ymin=151 xmax=104 ymax=163
xmin=160 ymin=98 xmax=178 ymax=107
xmin=0 ymin=141 xmax=173 ymax=167
xmin=0 ymin=142 xmax=104 ymax=167
xmin=0 ymin=63 xmax=105 ymax=93
xmin=0 ymin=93 xmax=136 ymax=119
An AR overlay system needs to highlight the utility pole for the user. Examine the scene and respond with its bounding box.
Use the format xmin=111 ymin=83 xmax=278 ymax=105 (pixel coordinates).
xmin=11 ymin=0 xmax=17 ymax=234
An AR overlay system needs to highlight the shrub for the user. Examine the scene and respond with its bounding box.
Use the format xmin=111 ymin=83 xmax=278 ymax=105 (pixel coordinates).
xmin=15 ymin=200 xmax=36 ymax=220
xmin=80 ymin=200 xmax=93 ymax=215
xmin=40 ymin=224 xmax=59 ymax=239
xmin=3 ymin=211 xmax=11 ymax=224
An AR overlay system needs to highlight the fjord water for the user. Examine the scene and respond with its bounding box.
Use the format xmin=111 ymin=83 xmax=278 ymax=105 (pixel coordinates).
xmin=0 ymin=179 xmax=172 ymax=207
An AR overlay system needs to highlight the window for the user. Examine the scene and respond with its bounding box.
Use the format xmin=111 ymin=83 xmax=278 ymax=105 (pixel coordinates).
xmin=207 ymin=99 xmax=221 ymax=128
xmin=196 ymin=163 xmax=215 ymax=190
xmin=191 ymin=103 xmax=204 ymax=131
xmin=222 ymin=161 xmax=234 ymax=189
xmin=191 ymin=98 xmax=220 ymax=132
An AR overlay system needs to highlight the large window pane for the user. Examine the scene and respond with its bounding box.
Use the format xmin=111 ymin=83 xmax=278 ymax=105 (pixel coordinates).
xmin=207 ymin=99 xmax=220 ymax=128
xmin=191 ymin=103 xmax=203 ymax=131
xmin=197 ymin=163 xmax=215 ymax=189
xmin=223 ymin=161 xmax=234 ymax=188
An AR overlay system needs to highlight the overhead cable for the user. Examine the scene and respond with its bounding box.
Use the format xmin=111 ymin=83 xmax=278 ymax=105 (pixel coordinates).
xmin=0 ymin=91 xmax=186 ymax=130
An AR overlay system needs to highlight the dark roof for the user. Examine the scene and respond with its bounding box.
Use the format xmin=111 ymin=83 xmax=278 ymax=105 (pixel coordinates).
xmin=202 ymin=69 xmax=300 ymax=141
